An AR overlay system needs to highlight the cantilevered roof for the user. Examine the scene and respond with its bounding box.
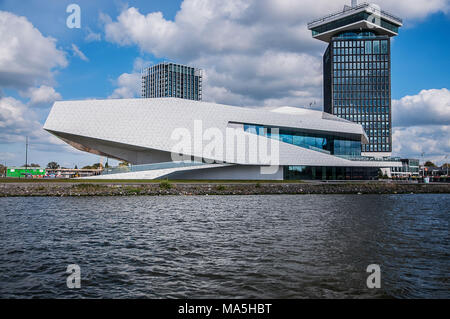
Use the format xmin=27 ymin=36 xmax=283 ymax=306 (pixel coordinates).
xmin=307 ymin=2 xmax=402 ymax=42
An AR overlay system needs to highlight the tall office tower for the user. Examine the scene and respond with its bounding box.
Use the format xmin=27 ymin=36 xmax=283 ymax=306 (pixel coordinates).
xmin=142 ymin=62 xmax=203 ymax=101
xmin=308 ymin=1 xmax=402 ymax=157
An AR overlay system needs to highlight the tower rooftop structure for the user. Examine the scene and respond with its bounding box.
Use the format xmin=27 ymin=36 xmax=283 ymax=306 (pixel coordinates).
xmin=307 ymin=2 xmax=403 ymax=42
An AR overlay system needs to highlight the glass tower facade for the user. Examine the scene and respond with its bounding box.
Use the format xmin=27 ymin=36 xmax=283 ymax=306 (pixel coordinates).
xmin=324 ymin=31 xmax=392 ymax=154
xmin=142 ymin=62 xmax=202 ymax=101
xmin=308 ymin=2 xmax=402 ymax=156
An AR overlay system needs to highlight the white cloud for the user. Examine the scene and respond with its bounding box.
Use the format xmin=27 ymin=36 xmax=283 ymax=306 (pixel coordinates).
xmin=109 ymin=72 xmax=141 ymax=99
xmin=132 ymin=57 xmax=152 ymax=71
xmin=105 ymin=8 xmax=178 ymax=56
xmin=105 ymin=0 xmax=450 ymax=59
xmin=0 ymin=95 xmax=80 ymax=168
xmin=0 ymin=11 xmax=67 ymax=89
xmin=108 ymin=57 xmax=152 ymax=99
xmin=391 ymin=88 xmax=450 ymax=163
xmin=21 ymin=85 xmax=61 ymax=106
xmin=393 ymin=88 xmax=450 ymax=127
xmin=104 ymin=2 xmax=318 ymax=61
xmin=71 ymin=44 xmax=89 ymax=62
xmin=393 ymin=125 xmax=450 ymax=163
xmin=103 ymin=1 xmax=324 ymax=106
xmin=380 ymin=0 xmax=450 ymax=20
xmin=0 ymin=96 xmax=58 ymax=144
xmin=103 ymin=0 xmax=449 ymax=107
xmin=197 ymin=51 xmax=322 ymax=106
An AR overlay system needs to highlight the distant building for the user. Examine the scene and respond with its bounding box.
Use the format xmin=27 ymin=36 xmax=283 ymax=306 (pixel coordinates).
xmin=46 ymin=168 xmax=102 ymax=178
xmin=308 ymin=1 xmax=402 ymax=157
xmin=5 ymin=167 xmax=102 ymax=179
xmin=420 ymin=165 xmax=449 ymax=178
xmin=141 ymin=62 xmax=203 ymax=100
xmin=390 ymin=159 xmax=420 ymax=178
xmin=6 ymin=167 xmax=45 ymax=178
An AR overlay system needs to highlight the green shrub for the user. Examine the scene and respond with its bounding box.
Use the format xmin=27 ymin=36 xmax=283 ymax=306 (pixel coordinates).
xmin=159 ymin=180 xmax=173 ymax=190
xmin=124 ymin=186 xmax=142 ymax=194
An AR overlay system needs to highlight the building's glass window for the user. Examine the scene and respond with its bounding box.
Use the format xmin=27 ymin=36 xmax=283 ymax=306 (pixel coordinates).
xmin=381 ymin=40 xmax=388 ymax=53
xmin=365 ymin=41 xmax=372 ymax=54
xmin=373 ymin=40 xmax=380 ymax=54
xmin=243 ymin=124 xmax=361 ymax=157
xmin=284 ymin=166 xmax=379 ymax=180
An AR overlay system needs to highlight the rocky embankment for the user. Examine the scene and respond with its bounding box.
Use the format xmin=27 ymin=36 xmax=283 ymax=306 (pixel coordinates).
xmin=0 ymin=181 xmax=449 ymax=196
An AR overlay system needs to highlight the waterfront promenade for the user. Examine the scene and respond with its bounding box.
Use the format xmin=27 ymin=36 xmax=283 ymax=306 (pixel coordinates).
xmin=0 ymin=179 xmax=448 ymax=196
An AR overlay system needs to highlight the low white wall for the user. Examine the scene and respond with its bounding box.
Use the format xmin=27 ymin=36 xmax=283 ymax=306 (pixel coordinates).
xmin=166 ymin=165 xmax=283 ymax=180
xmin=81 ymin=164 xmax=283 ymax=180
xmin=81 ymin=164 xmax=227 ymax=180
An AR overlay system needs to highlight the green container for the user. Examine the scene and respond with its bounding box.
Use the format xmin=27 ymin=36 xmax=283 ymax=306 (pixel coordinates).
xmin=6 ymin=167 xmax=46 ymax=178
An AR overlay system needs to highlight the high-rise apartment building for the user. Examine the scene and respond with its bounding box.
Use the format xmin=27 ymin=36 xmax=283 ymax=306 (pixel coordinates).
xmin=308 ymin=1 xmax=402 ymax=157
xmin=141 ymin=62 xmax=203 ymax=101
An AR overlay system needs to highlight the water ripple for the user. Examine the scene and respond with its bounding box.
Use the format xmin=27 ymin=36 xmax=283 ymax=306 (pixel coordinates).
xmin=0 ymin=194 xmax=448 ymax=298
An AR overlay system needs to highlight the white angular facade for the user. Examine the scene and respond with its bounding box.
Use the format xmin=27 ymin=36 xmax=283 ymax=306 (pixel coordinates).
xmin=44 ymin=98 xmax=401 ymax=180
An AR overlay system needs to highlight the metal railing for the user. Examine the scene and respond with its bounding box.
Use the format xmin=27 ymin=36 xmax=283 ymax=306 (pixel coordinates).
xmin=331 ymin=34 xmax=389 ymax=40
xmin=308 ymin=2 xmax=402 ymax=28
xmin=336 ymin=155 xmax=401 ymax=162
xmin=301 ymin=144 xmax=331 ymax=155
xmin=101 ymin=161 xmax=206 ymax=175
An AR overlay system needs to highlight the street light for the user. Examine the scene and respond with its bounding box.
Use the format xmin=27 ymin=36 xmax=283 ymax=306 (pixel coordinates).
xmin=445 ymin=155 xmax=448 ymax=177
xmin=420 ymin=152 xmax=425 ymax=178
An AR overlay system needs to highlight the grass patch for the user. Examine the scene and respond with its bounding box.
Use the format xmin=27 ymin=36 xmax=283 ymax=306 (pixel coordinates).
xmin=0 ymin=177 xmax=305 ymax=184
xmin=70 ymin=184 xmax=110 ymax=194
xmin=159 ymin=180 xmax=173 ymax=190
xmin=124 ymin=186 xmax=143 ymax=194
xmin=215 ymin=185 xmax=227 ymax=191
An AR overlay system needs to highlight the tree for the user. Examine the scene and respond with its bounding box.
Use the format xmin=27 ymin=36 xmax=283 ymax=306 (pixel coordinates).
xmin=82 ymin=163 xmax=103 ymax=170
xmin=47 ymin=162 xmax=60 ymax=169
xmin=81 ymin=163 xmax=105 ymax=170
xmin=30 ymin=163 xmax=40 ymax=167
xmin=74 ymin=165 xmax=78 ymax=170
xmin=424 ymin=161 xmax=436 ymax=167
xmin=118 ymin=161 xmax=130 ymax=167
xmin=92 ymin=163 xmax=103 ymax=169
xmin=0 ymin=164 xmax=6 ymax=177
xmin=377 ymin=170 xmax=383 ymax=178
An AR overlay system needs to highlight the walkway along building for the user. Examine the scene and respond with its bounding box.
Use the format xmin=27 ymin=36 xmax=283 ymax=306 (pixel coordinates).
xmin=308 ymin=1 xmax=402 ymax=157
xmin=44 ymin=98 xmax=401 ymax=180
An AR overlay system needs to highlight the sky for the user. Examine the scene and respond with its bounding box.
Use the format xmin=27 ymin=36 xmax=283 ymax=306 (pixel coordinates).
xmin=0 ymin=0 xmax=449 ymax=168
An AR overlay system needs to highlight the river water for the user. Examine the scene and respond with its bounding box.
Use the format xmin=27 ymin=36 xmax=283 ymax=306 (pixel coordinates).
xmin=0 ymin=194 xmax=448 ymax=298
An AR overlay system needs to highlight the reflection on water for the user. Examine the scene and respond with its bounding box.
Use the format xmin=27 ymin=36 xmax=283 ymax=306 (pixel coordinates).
xmin=0 ymin=194 xmax=448 ymax=298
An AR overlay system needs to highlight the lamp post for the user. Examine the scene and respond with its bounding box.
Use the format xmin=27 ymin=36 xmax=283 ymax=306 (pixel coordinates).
xmin=420 ymin=152 xmax=425 ymax=178
xmin=445 ymin=155 xmax=448 ymax=177
xmin=25 ymin=136 xmax=28 ymax=169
